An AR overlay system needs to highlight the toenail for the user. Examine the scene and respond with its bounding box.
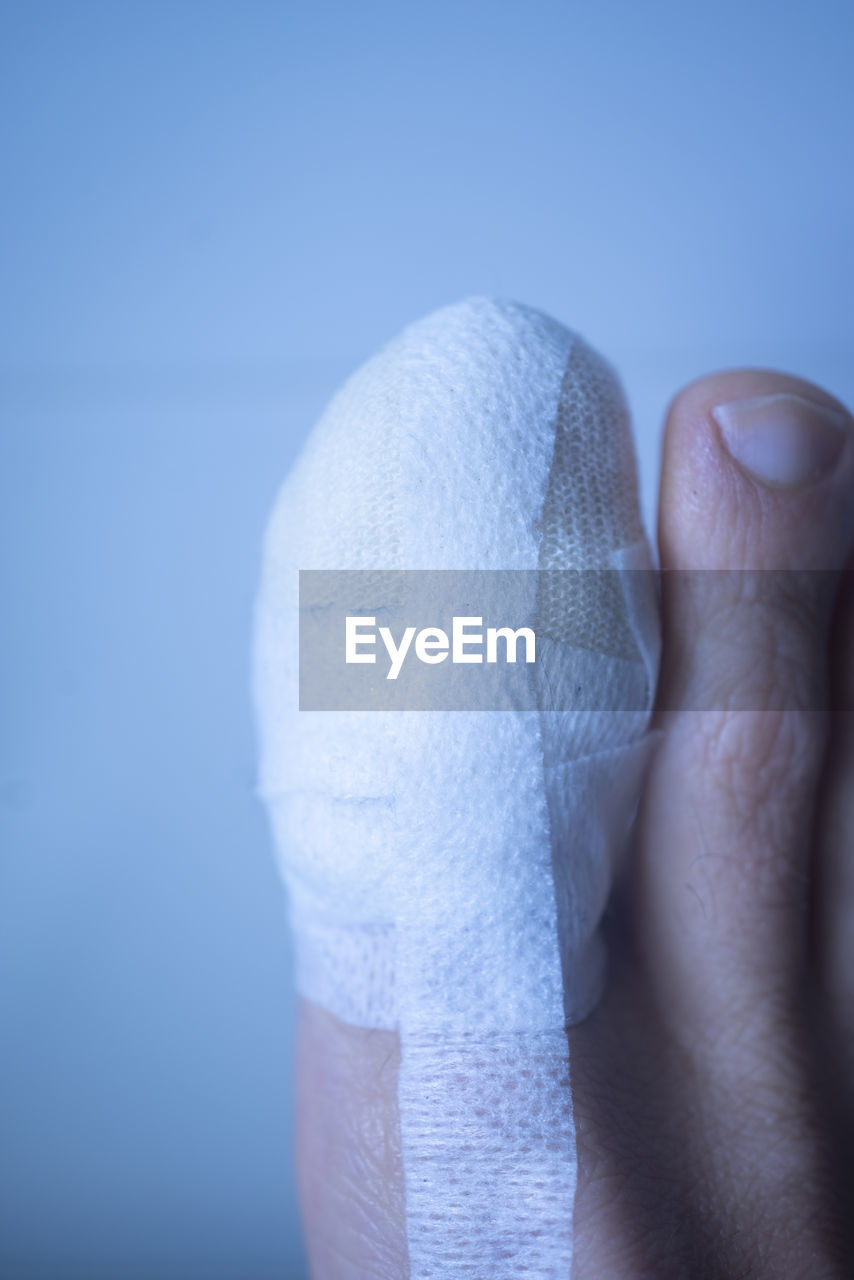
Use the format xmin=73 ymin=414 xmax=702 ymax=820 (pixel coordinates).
xmin=712 ymin=392 xmax=849 ymax=489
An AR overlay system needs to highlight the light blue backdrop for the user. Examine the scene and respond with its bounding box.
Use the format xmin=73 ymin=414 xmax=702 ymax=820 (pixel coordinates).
xmin=2 ymin=2 xmax=852 ymax=1276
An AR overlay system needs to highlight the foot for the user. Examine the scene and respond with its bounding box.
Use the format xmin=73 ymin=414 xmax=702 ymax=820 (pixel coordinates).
xmin=293 ymin=367 xmax=854 ymax=1278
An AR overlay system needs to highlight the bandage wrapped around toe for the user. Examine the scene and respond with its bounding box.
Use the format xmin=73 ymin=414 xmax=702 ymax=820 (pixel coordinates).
xmin=251 ymin=297 xmax=660 ymax=1277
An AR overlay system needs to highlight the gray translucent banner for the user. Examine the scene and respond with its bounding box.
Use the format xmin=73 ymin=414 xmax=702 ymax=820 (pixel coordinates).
xmin=296 ymin=568 xmax=848 ymax=712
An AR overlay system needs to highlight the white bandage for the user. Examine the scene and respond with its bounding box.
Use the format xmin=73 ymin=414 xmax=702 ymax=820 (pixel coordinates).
xmin=251 ymin=298 xmax=660 ymax=1276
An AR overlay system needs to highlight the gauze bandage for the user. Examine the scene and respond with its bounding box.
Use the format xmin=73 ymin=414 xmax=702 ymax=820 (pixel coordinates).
xmin=251 ymin=298 xmax=660 ymax=1276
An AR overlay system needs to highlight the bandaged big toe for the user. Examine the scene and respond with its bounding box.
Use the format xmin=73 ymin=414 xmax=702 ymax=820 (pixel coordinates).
xmin=252 ymin=297 xmax=660 ymax=1276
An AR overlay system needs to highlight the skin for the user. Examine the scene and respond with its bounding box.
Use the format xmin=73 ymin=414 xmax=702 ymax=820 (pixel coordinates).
xmin=294 ymin=368 xmax=854 ymax=1278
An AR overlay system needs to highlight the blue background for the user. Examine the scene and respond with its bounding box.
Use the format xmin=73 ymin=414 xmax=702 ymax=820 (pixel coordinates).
xmin=2 ymin=2 xmax=852 ymax=1275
